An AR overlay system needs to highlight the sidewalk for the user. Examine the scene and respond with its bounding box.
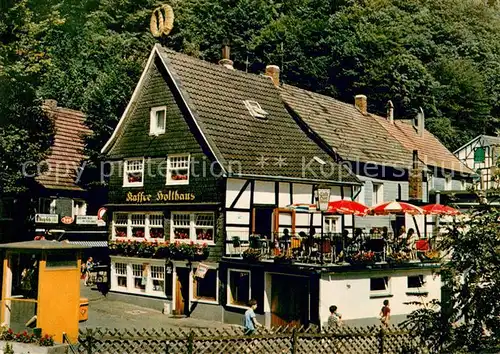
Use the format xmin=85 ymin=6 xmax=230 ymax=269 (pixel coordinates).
xmin=79 ymin=281 xmax=232 ymax=330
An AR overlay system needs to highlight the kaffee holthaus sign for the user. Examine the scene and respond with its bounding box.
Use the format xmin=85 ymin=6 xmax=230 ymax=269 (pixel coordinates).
xmin=126 ymin=190 xmax=196 ymax=203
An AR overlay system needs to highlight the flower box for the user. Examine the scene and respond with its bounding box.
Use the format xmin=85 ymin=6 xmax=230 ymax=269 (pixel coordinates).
xmin=242 ymin=248 xmax=261 ymax=262
xmin=347 ymin=251 xmax=375 ymax=266
xmin=0 ymin=341 xmax=67 ymax=354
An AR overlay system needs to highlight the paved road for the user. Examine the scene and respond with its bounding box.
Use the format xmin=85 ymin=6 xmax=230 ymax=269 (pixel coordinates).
xmin=79 ymin=281 xmax=232 ymax=330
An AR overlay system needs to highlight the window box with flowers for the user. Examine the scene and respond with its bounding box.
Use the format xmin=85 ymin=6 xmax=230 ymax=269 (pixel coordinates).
xmin=171 ymin=212 xmax=215 ymax=244
xmin=166 ymin=154 xmax=190 ymax=185
xmin=112 ymin=212 xmax=165 ymax=241
xmin=169 ymin=241 xmax=209 ymax=261
xmin=123 ymin=159 xmax=144 ymax=187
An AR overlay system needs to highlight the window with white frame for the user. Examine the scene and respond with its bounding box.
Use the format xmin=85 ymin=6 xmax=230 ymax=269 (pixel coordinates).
xmin=427 ymin=173 xmax=435 ymax=191
xmin=171 ymin=212 xmax=214 ymax=243
xmin=72 ymin=200 xmax=87 ymax=218
xmin=151 ymin=265 xmax=165 ymax=292
xmin=370 ymin=277 xmax=390 ymax=296
xmin=227 ymin=269 xmax=250 ymax=307
xmin=372 ymin=183 xmax=383 ymax=205
xmin=111 ymin=259 xmax=171 ymax=298
xmin=113 ymin=212 xmax=164 ymax=239
xmin=444 ymin=175 xmax=452 ymax=191
xmin=115 ymin=263 xmax=128 ymax=288
xmin=243 ymin=100 xmax=268 ymax=119
xmin=123 ymin=159 xmax=144 ymax=187
xmin=132 ymin=264 xmax=146 ymax=291
xmin=166 ymin=154 xmax=190 ymax=185
xmin=193 ymin=269 xmax=217 ymax=302
xmin=407 ymin=275 xmax=425 ymax=289
xmin=150 ymin=106 xmax=167 ymax=135
xmin=131 ymin=214 xmax=146 ymax=238
xmin=324 ymin=216 xmax=340 ymax=234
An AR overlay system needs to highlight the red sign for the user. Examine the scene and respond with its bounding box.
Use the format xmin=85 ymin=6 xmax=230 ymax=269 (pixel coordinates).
xmin=61 ymin=216 xmax=74 ymax=224
xmin=97 ymin=207 xmax=107 ymax=220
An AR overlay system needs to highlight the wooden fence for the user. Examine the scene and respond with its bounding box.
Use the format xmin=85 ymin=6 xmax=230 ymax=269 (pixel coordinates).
xmin=74 ymin=325 xmax=428 ymax=354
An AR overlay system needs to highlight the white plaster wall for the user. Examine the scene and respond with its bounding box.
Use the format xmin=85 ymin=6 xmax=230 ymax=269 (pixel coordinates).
xmin=278 ymin=182 xmax=291 ymax=207
xmin=293 ymin=184 xmax=314 ymax=204
xmin=254 ymin=181 xmax=275 ymax=205
xmin=226 ymin=179 xmax=250 ymax=208
xmin=319 ymin=269 xmax=441 ymax=324
xmin=226 ymin=210 xmax=250 ymax=225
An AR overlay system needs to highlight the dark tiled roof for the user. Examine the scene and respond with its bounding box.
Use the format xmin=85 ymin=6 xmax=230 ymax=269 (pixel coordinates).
xmin=281 ymin=85 xmax=412 ymax=168
xmin=281 ymin=85 xmax=473 ymax=175
xmin=36 ymin=102 xmax=90 ymax=191
xmin=157 ymin=46 xmax=358 ymax=184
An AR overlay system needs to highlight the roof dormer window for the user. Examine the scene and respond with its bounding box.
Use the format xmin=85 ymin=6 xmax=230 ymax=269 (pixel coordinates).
xmin=244 ymin=100 xmax=268 ymax=119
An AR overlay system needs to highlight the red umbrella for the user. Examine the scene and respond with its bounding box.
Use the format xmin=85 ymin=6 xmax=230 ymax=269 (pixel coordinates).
xmin=422 ymin=204 xmax=460 ymax=216
xmin=371 ymin=201 xmax=423 ymax=215
xmin=327 ymin=200 xmax=370 ymax=216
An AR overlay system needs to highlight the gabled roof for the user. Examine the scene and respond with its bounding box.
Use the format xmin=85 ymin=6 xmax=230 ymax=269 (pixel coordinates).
xmin=102 ymin=45 xmax=359 ymax=185
xmin=375 ymin=118 xmax=474 ymax=174
xmin=455 ymin=134 xmax=500 ymax=154
xmin=280 ymin=85 xmax=412 ymax=168
xmin=36 ymin=101 xmax=90 ymax=191
xmin=281 ymin=85 xmax=474 ymax=175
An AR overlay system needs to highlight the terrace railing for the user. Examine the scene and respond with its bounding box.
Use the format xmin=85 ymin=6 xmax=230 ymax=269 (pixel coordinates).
xmin=226 ymin=232 xmax=439 ymax=266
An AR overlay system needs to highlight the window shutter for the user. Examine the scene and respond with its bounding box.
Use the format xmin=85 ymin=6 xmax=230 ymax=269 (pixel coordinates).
xmin=474 ymin=147 xmax=485 ymax=163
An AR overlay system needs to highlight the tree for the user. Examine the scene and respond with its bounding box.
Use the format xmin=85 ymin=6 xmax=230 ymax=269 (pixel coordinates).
xmin=405 ymin=209 xmax=500 ymax=352
xmin=0 ymin=0 xmax=58 ymax=193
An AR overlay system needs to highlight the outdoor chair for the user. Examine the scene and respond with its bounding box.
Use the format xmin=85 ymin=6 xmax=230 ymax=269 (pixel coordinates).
xmin=415 ymin=239 xmax=430 ymax=259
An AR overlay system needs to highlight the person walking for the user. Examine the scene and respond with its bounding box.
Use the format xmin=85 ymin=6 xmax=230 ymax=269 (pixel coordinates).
xmin=84 ymin=257 xmax=94 ymax=286
xmin=380 ymin=300 xmax=391 ymax=327
xmin=327 ymin=305 xmax=342 ymax=328
xmin=244 ymin=299 xmax=261 ymax=335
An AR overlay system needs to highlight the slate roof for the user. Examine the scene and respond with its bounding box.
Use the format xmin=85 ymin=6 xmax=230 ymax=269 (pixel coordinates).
xmin=280 ymin=85 xmax=412 ymax=168
xmin=36 ymin=101 xmax=90 ymax=191
xmin=281 ymin=85 xmax=474 ymax=175
xmin=153 ymin=45 xmax=359 ymax=184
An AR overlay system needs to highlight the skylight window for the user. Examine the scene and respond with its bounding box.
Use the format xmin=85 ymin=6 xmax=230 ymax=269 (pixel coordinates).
xmin=244 ymin=100 xmax=268 ymax=119
xmin=314 ymin=156 xmax=326 ymax=165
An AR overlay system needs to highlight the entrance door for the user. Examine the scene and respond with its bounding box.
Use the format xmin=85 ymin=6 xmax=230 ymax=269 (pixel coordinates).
xmin=271 ymin=274 xmax=309 ymax=327
xmin=175 ymin=268 xmax=190 ymax=315
xmin=253 ymin=207 xmax=274 ymax=238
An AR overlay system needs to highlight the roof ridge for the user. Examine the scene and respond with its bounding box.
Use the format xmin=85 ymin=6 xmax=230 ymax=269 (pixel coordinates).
xmin=159 ymin=45 xmax=274 ymax=85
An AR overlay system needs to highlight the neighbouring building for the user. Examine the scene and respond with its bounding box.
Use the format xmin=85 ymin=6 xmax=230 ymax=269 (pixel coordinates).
xmin=1 ymin=100 xmax=108 ymax=251
xmin=101 ymin=44 xmax=446 ymax=328
xmin=280 ymin=86 xmax=475 ymax=237
xmin=452 ymin=135 xmax=500 ymax=207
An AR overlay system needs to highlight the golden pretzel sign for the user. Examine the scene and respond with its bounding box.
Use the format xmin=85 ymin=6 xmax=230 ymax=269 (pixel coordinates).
xmin=150 ymin=4 xmax=174 ymax=37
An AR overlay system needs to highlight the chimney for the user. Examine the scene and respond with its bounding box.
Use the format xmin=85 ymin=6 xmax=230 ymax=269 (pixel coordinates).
xmin=387 ymin=100 xmax=394 ymax=123
xmin=218 ymin=42 xmax=234 ymax=70
xmin=354 ymin=95 xmax=367 ymax=115
xmin=265 ymin=65 xmax=280 ymax=86
xmin=417 ymin=107 xmax=425 ymax=137
xmin=43 ymin=99 xmax=57 ymax=110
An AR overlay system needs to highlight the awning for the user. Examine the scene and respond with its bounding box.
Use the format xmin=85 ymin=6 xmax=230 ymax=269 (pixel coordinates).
xmin=67 ymin=241 xmax=108 ymax=248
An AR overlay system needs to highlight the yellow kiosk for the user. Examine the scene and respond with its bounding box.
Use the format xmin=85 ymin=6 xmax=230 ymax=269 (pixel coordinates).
xmin=0 ymin=240 xmax=87 ymax=343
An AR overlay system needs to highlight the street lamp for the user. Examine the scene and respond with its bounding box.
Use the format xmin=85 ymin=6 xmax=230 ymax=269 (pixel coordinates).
xmin=315 ymin=185 xmax=331 ymax=265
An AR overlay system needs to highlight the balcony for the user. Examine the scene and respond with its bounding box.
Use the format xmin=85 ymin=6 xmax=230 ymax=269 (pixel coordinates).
xmin=225 ymin=232 xmax=441 ymax=268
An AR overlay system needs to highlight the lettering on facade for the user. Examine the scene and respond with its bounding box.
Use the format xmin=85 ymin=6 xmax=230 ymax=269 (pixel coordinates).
xmin=125 ymin=190 xmax=195 ymax=203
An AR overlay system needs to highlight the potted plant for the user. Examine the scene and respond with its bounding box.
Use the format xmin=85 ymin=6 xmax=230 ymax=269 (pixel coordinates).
xmin=418 ymin=250 xmax=441 ymax=263
xmin=347 ymin=251 xmax=375 ymax=266
xmin=242 ymin=248 xmax=261 ymax=262
xmin=386 ymin=251 xmax=411 ymax=264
